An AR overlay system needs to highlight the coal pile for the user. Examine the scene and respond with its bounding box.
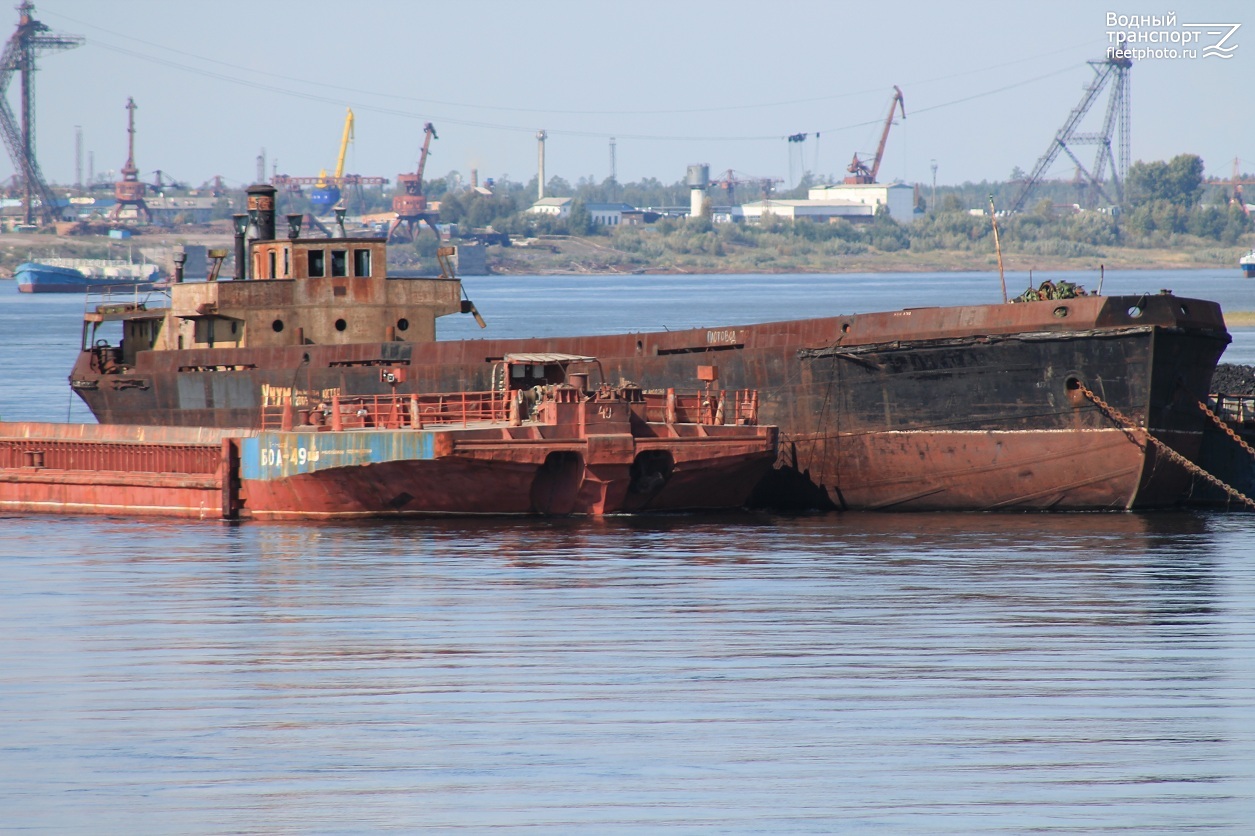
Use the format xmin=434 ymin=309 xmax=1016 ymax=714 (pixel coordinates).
xmin=1212 ymin=364 xmax=1255 ymax=394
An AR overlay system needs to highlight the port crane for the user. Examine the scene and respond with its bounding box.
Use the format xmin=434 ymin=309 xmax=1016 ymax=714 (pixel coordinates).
xmin=310 ymin=108 xmax=353 ymax=214
xmin=1210 ymin=157 xmax=1254 ymax=218
xmin=271 ymin=107 xmax=387 ymax=212
xmin=709 ymin=169 xmax=782 ymax=206
xmin=0 ymin=2 xmax=82 ymax=226
xmin=145 ymin=169 xmax=187 ymax=192
xmin=108 ymin=96 xmax=151 ymax=223
xmin=844 ymin=85 xmax=904 ymax=185
xmin=388 ymin=122 xmax=441 ymax=243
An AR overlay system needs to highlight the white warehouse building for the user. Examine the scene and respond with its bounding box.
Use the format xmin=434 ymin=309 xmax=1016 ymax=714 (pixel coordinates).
xmin=805 ymin=183 xmax=915 ymax=222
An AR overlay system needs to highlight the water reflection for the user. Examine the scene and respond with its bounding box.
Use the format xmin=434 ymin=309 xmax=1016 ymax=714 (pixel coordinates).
xmin=5 ymin=512 xmax=1254 ymax=829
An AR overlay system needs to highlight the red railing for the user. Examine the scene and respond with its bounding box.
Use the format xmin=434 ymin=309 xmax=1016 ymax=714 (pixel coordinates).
xmin=260 ymin=387 xmax=761 ymax=431
xmin=261 ymin=390 xmax=509 ymax=431
xmin=642 ymin=389 xmax=760 ymax=426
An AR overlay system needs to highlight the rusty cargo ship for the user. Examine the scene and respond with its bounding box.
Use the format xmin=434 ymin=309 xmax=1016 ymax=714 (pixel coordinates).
xmin=67 ymin=185 xmax=1233 ymax=512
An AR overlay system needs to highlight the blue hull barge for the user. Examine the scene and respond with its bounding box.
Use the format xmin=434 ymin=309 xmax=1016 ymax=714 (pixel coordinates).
xmin=16 ymin=258 xmax=162 ymax=293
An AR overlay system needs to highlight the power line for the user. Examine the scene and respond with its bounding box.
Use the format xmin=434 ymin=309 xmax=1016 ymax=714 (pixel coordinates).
xmin=48 ymin=8 xmax=1100 ymax=119
xmin=61 ymin=16 xmax=1089 ymax=149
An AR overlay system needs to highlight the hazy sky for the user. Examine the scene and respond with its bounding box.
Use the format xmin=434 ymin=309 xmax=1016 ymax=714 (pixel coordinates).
xmin=14 ymin=0 xmax=1254 ymax=193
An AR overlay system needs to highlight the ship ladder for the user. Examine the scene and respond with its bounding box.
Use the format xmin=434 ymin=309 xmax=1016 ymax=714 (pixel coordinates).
xmin=1078 ymin=382 xmax=1255 ymax=510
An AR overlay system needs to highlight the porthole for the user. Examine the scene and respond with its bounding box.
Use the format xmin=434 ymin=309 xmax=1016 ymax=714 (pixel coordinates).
xmin=396 ymin=318 xmax=409 ymax=332
xmin=1127 ymin=305 xmax=1143 ymax=318
xmin=1179 ymin=304 xmax=1190 ymax=316
xmin=1053 ymin=306 xmax=1068 ymax=318
xmin=272 ymin=319 xmax=284 ymax=332
xmin=841 ymin=322 xmax=851 ymax=334
xmin=335 ymin=318 xmax=347 ymax=332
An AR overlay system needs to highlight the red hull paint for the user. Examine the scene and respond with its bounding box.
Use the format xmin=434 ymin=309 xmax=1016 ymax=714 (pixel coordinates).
xmin=0 ymin=391 xmax=777 ymax=519
xmin=784 ymin=427 xmax=1192 ymax=511
xmin=0 ymin=467 xmax=226 ymax=519
xmin=238 ymin=448 xmax=774 ymax=520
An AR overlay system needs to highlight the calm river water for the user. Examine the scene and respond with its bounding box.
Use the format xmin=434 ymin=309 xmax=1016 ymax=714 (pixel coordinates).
xmin=3 ymin=268 xmax=1255 ymax=832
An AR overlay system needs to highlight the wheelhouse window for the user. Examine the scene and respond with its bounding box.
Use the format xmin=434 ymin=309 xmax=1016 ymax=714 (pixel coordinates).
xmin=308 ymin=250 xmax=325 ymax=277
xmin=331 ymin=249 xmax=348 ymax=277
xmin=353 ymin=248 xmax=371 ymax=277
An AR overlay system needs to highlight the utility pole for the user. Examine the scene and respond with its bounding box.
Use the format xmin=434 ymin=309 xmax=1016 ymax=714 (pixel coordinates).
xmin=609 ymin=136 xmax=617 ymax=201
xmin=536 ymin=129 xmax=547 ymax=200
xmin=930 ymin=159 xmax=937 ymax=214
xmin=74 ymin=124 xmax=81 ymax=189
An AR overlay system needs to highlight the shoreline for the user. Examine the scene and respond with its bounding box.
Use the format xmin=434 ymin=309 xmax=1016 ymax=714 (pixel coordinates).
xmin=2 ymin=228 xmax=1249 ymax=280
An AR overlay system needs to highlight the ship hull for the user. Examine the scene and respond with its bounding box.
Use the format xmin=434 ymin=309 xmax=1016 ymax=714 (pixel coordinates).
xmin=16 ymin=262 xmax=161 ymax=294
xmin=239 ymin=435 xmax=775 ymax=520
xmin=0 ymin=419 xmax=775 ymax=520
xmin=69 ymin=293 xmax=1231 ymax=511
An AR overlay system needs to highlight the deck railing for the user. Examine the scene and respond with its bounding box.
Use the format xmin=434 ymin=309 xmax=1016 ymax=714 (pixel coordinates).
xmin=261 ymin=390 xmax=509 ymax=431
xmin=1212 ymin=393 xmax=1255 ymax=426
xmin=641 ymin=389 xmax=760 ymax=426
xmin=261 ymin=387 xmax=761 ymax=431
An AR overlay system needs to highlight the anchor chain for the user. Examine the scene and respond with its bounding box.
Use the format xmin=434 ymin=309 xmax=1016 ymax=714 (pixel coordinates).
xmin=1077 ymin=382 xmax=1255 ymax=511
xmin=1196 ymin=398 xmax=1255 ymax=459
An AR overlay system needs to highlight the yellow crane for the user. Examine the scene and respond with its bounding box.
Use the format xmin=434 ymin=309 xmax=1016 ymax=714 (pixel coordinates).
xmin=311 ymin=108 xmax=354 ymax=213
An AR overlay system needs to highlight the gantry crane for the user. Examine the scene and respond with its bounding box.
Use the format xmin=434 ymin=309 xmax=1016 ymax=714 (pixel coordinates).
xmin=388 ymin=122 xmax=440 ymax=242
xmin=1010 ymin=47 xmax=1131 ymax=212
xmin=709 ymin=168 xmax=783 ymax=206
xmin=0 ymin=2 xmax=82 ymax=226
xmin=1210 ymin=157 xmax=1254 ymax=218
xmin=844 ymin=86 xmax=904 ymax=185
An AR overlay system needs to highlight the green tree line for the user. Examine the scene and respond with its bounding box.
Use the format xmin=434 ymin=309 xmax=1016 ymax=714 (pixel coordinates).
xmin=204 ymin=152 xmax=1250 ymax=259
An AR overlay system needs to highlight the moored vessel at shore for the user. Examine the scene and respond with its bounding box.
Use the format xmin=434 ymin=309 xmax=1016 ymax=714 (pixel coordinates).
xmin=1241 ymin=248 xmax=1255 ymax=278
xmin=65 ymin=184 xmax=1233 ymax=512
xmin=16 ymin=257 xmax=163 ymax=293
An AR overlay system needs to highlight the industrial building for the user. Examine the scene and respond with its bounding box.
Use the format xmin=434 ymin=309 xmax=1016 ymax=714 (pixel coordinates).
xmin=804 ymin=183 xmax=915 ymax=221
xmin=528 ymin=197 xmax=573 ymax=217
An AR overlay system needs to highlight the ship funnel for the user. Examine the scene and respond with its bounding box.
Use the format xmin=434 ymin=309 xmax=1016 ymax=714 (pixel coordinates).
xmin=246 ymin=183 xmax=278 ymax=241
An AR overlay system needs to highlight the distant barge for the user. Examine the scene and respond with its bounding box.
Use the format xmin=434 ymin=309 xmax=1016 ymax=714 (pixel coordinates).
xmin=16 ymin=258 xmax=162 ymax=293
xmin=2 ymin=355 xmax=776 ymax=519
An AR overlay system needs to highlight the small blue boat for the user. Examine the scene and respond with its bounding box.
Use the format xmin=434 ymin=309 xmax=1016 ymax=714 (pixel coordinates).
xmin=15 ymin=258 xmax=163 ymax=293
